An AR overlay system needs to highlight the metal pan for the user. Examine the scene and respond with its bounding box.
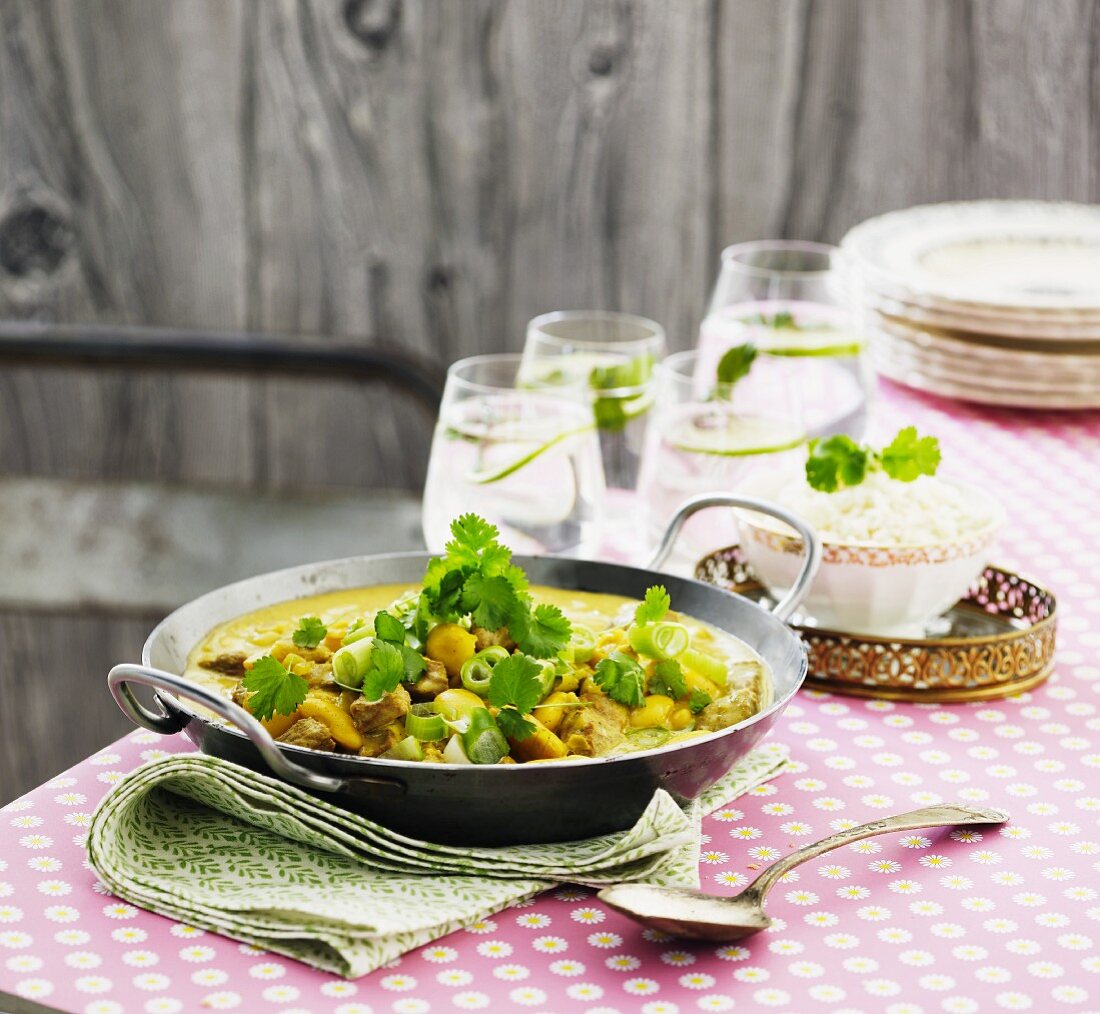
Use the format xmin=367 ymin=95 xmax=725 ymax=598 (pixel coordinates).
xmin=109 ymin=495 xmax=820 ymax=845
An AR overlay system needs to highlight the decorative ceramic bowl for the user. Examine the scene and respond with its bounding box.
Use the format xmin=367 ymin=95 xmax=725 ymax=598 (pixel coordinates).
xmin=735 ymin=472 xmax=1005 ymax=638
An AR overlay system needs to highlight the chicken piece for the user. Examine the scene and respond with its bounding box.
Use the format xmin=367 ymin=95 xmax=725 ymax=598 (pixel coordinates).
xmin=350 ymin=684 xmax=411 ymax=734
xmin=277 ymin=718 xmax=335 ymax=752
xmin=558 ymin=684 xmax=629 ymax=757
xmin=306 ymin=663 xmax=338 ymax=689
xmin=358 ymin=722 xmax=405 ymax=758
xmin=200 ymin=652 xmax=247 ymax=677
xmin=410 ymin=658 xmax=449 ymax=701
xmin=696 ymin=688 xmax=759 ymax=732
xmin=473 ymin=626 xmax=516 ymax=652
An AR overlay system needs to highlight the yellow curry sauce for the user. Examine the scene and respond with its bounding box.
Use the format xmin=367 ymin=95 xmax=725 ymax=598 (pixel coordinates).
xmin=184 ymin=584 xmax=771 ymax=762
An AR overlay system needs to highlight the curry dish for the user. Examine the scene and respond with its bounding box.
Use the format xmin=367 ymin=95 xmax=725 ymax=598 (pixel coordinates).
xmin=183 ymin=516 xmax=770 ymax=765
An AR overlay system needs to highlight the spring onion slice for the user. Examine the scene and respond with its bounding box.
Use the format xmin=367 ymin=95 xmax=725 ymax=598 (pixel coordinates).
xmin=536 ymin=660 xmax=558 ymax=699
xmin=462 ymin=709 xmax=510 ymax=765
xmin=460 ymin=656 xmax=494 ymax=696
xmin=341 ymin=620 xmax=374 ymax=647
xmin=569 ymin=624 xmax=597 ymax=663
xmin=459 ymin=646 xmax=509 ymax=698
xmin=625 ymin=727 xmax=672 ymax=750
xmin=382 ymin=736 xmax=424 ymax=761
xmin=628 ymin=621 xmax=690 ymax=661
xmin=332 ymin=638 xmax=374 ymax=688
xmin=681 ymin=647 xmax=728 ymax=686
xmin=477 ymin=645 xmax=510 ymax=665
xmin=405 ymin=703 xmax=447 ymax=741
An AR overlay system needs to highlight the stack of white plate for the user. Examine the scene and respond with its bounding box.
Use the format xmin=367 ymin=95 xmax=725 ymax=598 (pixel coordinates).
xmin=840 ymin=201 xmax=1100 ymax=409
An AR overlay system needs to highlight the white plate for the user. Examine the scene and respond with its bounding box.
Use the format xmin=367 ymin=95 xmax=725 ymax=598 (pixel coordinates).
xmin=874 ymin=316 xmax=1100 ymax=373
xmin=873 ymin=348 xmax=1100 ymax=410
xmin=857 ymin=287 xmax=1100 ymax=341
xmin=873 ymin=331 xmax=1100 ymax=393
xmin=842 ymin=201 xmax=1100 ymax=313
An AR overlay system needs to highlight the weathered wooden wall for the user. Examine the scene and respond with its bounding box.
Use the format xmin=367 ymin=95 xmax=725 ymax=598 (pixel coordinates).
xmin=1 ymin=0 xmax=1098 ymax=798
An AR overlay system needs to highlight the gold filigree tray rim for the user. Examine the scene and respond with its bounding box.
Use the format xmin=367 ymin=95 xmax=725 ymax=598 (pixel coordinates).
xmin=694 ymin=545 xmax=1058 ymax=703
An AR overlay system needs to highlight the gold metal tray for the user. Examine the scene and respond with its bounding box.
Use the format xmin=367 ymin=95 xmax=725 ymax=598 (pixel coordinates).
xmin=695 ymin=546 xmax=1057 ymax=702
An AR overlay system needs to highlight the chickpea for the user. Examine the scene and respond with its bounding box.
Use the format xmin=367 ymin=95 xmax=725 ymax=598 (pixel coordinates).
xmin=425 ymin=623 xmax=478 ymax=677
xmin=533 ymin=691 xmax=578 ymax=733
xmin=667 ymin=706 xmax=694 ymax=730
xmin=630 ymin=694 xmax=675 ymax=729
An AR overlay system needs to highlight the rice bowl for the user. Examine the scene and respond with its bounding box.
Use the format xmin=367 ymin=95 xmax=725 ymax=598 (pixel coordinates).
xmin=736 ymin=468 xmax=1005 ymax=637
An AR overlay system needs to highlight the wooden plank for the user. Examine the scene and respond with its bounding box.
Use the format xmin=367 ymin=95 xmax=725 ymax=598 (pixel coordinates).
xmin=0 ymin=609 xmax=147 ymax=804
xmin=0 ymin=0 xmax=256 ymax=487
xmin=3 ymin=0 xmax=1098 ymax=491
xmin=713 ymin=0 xmax=1100 ymax=249
xmin=0 ymin=477 xmax=425 ymax=613
xmin=494 ymin=0 xmax=716 ymax=351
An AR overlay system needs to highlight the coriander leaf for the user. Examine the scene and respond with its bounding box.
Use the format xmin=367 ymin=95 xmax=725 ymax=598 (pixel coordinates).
xmin=400 ymin=645 xmax=427 ymax=682
xmin=291 ymin=616 xmax=327 ymax=650
xmin=373 ymin=610 xmax=406 ymax=645
xmin=805 ymin=434 xmax=868 ymax=492
xmin=511 ymin=603 xmax=572 ymax=658
xmin=412 ymin=593 xmax=439 ymax=647
xmin=421 ymin=554 xmax=454 ymax=596
xmin=771 ymin=310 xmax=797 ymax=330
xmin=487 ymin=653 xmax=544 ymax=714
xmin=826 ymin=435 xmax=869 ymax=486
xmin=716 ymin=343 xmax=757 ymax=388
xmin=502 ymin=563 xmax=530 ymax=594
xmin=360 ymin=640 xmax=406 ymax=702
xmin=880 ymin=426 xmax=941 ymax=483
xmin=461 ymin=572 xmax=521 ymax=631
xmin=688 ymin=688 xmax=712 ymax=714
xmin=431 ymin=568 xmax=467 ymax=620
xmin=649 ymin=658 xmax=688 ymax=700
xmin=241 ymin=656 xmax=308 ymax=721
xmin=478 ymin=542 xmax=514 ymax=578
xmin=805 ymin=452 xmax=839 ymax=493
xmin=445 ymin=514 xmax=500 ymax=568
xmin=495 ymin=707 xmax=538 ymax=740
xmin=634 ymin=585 xmax=671 ymax=626
xmin=593 ymin=652 xmax=647 ymax=708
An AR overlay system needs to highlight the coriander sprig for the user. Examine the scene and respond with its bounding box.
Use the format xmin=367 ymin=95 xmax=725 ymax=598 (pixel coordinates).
xmin=240 ymin=656 xmax=308 ymax=720
xmin=291 ymin=616 xmax=326 ymax=650
xmin=806 ymin=426 xmax=941 ymax=493
xmin=419 ymin=514 xmax=572 ymax=658
xmin=486 ymin=653 xmax=545 ymax=740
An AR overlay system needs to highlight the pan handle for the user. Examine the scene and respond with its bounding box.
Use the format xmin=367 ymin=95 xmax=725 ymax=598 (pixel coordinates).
xmin=647 ymin=494 xmax=821 ymax=622
xmin=108 ymin=663 xmax=404 ymax=796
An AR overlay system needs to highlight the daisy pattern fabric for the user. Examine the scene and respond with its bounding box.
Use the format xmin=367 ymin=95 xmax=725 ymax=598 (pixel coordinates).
xmin=85 ymin=748 xmax=789 ymax=978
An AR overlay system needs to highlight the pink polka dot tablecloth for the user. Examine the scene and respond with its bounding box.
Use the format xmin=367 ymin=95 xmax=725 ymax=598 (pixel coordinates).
xmin=1 ymin=381 xmax=1099 ymax=1014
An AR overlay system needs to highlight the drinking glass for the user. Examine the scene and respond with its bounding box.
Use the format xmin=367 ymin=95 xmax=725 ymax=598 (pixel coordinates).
xmin=522 ymin=311 xmax=666 ymax=496
xmin=637 ymin=349 xmax=806 ymax=554
xmin=698 ymin=241 xmax=871 ymax=439
xmin=422 ymin=353 xmax=605 ymax=556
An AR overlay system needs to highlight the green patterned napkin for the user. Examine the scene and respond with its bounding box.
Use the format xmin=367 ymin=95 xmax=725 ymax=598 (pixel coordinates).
xmin=87 ymin=744 xmax=789 ymax=977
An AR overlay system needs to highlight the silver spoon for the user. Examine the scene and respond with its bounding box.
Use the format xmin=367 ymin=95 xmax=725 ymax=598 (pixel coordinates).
xmin=598 ymin=803 xmax=1008 ymax=941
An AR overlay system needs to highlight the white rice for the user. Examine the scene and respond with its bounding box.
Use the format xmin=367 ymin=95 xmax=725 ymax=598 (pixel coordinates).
xmin=760 ymin=469 xmax=1000 ymax=547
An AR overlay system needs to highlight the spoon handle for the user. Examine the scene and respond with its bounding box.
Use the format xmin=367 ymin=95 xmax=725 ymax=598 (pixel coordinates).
xmin=747 ymin=803 xmax=1008 ymax=903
